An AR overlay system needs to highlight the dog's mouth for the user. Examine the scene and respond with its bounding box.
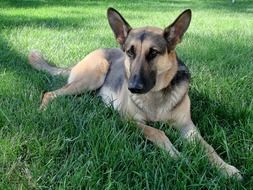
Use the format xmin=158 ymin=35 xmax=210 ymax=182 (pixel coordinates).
xmin=128 ymin=87 xmax=147 ymax=94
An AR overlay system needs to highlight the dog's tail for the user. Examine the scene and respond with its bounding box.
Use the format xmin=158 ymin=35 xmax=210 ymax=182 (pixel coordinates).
xmin=28 ymin=50 xmax=71 ymax=77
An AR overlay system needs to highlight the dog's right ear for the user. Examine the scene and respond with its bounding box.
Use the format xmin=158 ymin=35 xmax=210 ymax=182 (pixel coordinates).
xmin=107 ymin=8 xmax=132 ymax=47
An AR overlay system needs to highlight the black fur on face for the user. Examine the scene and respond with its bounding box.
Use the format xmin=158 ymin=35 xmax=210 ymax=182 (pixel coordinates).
xmin=125 ymin=30 xmax=167 ymax=94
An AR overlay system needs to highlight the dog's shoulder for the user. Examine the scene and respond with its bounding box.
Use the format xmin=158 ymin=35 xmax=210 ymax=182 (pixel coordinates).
xmin=103 ymin=48 xmax=125 ymax=62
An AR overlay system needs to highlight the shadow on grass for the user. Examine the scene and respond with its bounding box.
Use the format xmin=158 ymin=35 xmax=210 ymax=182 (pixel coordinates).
xmin=1 ymin=0 xmax=253 ymax=14
xmin=0 ymin=35 xmax=41 ymax=86
xmin=1 ymin=0 xmax=91 ymax=8
xmin=0 ymin=14 xmax=104 ymax=29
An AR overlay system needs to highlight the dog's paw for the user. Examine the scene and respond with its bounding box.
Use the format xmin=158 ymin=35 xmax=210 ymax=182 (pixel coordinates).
xmin=39 ymin=92 xmax=56 ymax=111
xmin=222 ymin=164 xmax=243 ymax=181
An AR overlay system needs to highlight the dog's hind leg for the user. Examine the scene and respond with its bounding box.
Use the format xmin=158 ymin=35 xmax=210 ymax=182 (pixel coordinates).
xmin=40 ymin=80 xmax=91 ymax=110
xmin=39 ymin=49 xmax=110 ymax=110
xmin=138 ymin=123 xmax=180 ymax=159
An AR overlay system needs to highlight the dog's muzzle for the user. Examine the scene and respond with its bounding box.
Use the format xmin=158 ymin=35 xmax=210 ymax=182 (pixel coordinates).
xmin=128 ymin=75 xmax=145 ymax=94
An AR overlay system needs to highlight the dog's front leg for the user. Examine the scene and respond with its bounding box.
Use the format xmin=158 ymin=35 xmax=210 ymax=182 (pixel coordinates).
xmin=137 ymin=122 xmax=180 ymax=159
xmin=178 ymin=121 xmax=243 ymax=180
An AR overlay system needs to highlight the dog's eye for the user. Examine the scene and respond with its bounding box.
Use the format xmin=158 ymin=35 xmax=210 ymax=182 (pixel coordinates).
xmin=148 ymin=48 xmax=159 ymax=60
xmin=126 ymin=46 xmax=135 ymax=59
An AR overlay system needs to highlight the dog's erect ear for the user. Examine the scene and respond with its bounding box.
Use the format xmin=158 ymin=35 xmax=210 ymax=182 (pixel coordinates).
xmin=164 ymin=9 xmax=191 ymax=50
xmin=107 ymin=7 xmax=132 ymax=47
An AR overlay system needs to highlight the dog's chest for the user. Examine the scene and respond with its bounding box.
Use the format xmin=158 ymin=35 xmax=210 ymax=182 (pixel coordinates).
xmin=130 ymin=84 xmax=187 ymax=121
xmin=130 ymin=94 xmax=163 ymax=121
xmin=130 ymin=93 xmax=171 ymax=121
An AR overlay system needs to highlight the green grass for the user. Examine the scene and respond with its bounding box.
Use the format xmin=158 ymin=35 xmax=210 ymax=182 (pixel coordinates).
xmin=0 ymin=0 xmax=252 ymax=189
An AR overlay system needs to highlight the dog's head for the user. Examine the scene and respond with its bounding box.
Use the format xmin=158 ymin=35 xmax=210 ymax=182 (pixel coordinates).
xmin=107 ymin=8 xmax=191 ymax=94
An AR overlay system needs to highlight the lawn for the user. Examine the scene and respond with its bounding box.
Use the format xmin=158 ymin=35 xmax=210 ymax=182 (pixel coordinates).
xmin=0 ymin=0 xmax=252 ymax=189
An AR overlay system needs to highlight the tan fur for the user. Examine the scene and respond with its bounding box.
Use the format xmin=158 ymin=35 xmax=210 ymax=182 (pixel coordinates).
xmin=68 ymin=49 xmax=109 ymax=84
xmin=27 ymin=8 xmax=242 ymax=180
xmin=138 ymin=122 xmax=180 ymax=158
xmin=29 ymin=49 xmax=110 ymax=110
xmin=152 ymin=51 xmax=178 ymax=91
xmin=131 ymin=26 xmax=163 ymax=35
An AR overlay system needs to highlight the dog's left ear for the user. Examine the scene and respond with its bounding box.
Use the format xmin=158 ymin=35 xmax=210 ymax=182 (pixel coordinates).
xmin=107 ymin=7 xmax=132 ymax=48
xmin=164 ymin=9 xmax=191 ymax=50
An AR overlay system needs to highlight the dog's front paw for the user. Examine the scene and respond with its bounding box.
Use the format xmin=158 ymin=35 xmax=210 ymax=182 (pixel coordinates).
xmin=222 ymin=164 xmax=243 ymax=181
xmin=39 ymin=92 xmax=56 ymax=111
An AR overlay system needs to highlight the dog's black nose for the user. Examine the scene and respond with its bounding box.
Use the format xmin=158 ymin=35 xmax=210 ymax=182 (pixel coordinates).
xmin=128 ymin=76 xmax=144 ymax=93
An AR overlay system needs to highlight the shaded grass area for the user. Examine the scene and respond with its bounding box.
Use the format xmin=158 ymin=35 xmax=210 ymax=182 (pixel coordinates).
xmin=0 ymin=0 xmax=252 ymax=189
xmin=1 ymin=0 xmax=253 ymax=13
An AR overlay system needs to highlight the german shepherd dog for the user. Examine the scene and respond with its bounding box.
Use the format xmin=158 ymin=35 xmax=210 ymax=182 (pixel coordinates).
xmin=28 ymin=8 xmax=242 ymax=180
